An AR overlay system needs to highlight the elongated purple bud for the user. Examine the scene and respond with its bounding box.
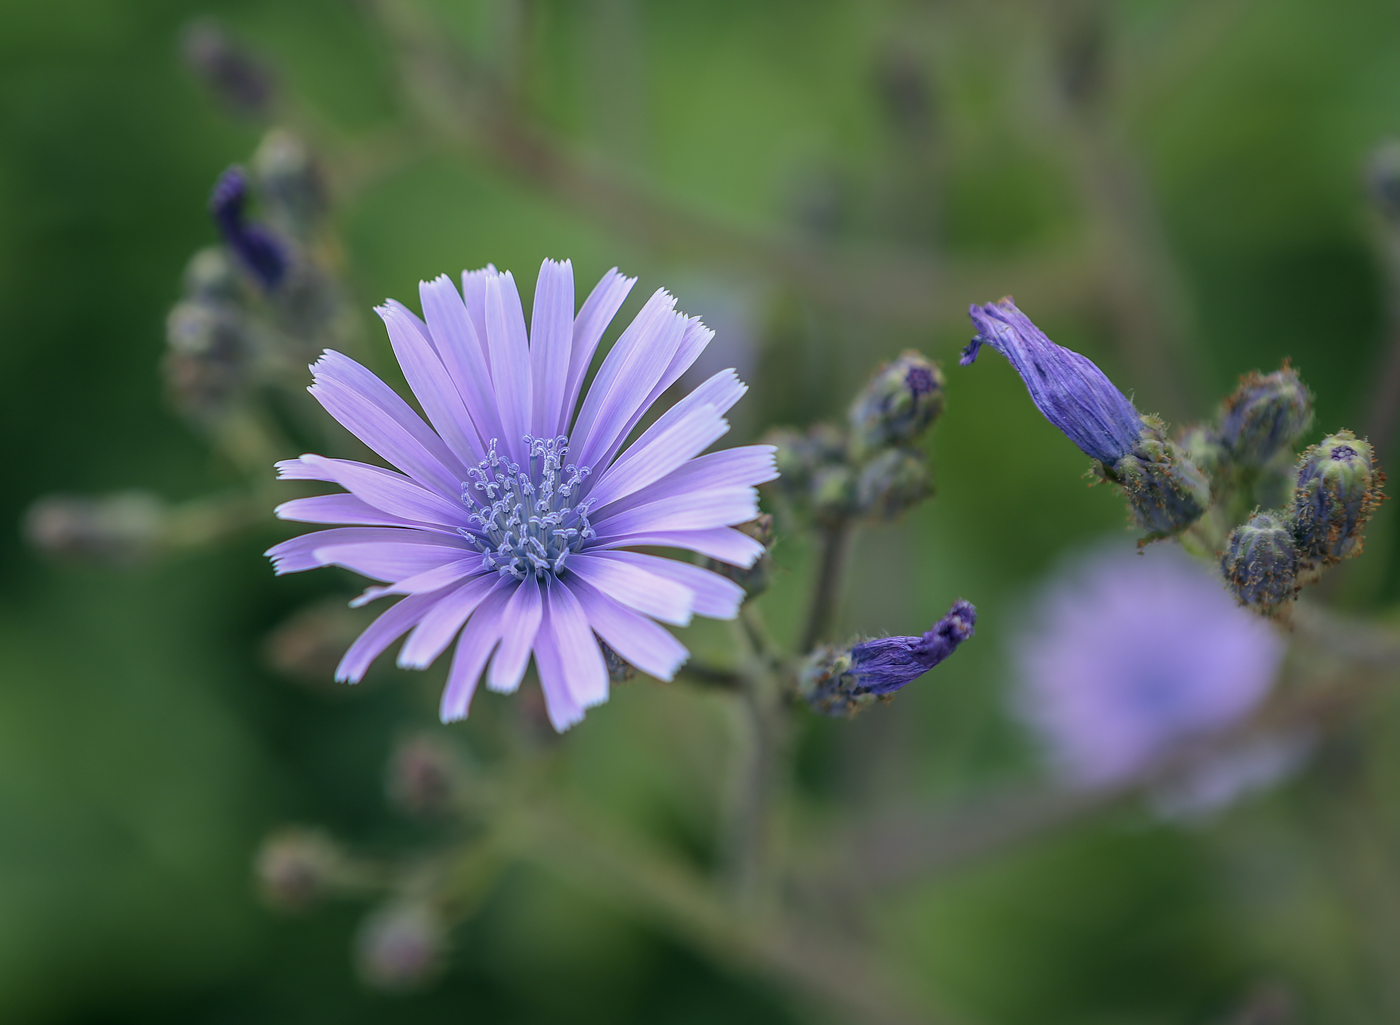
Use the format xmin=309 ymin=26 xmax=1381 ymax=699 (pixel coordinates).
xmin=209 ymin=167 xmax=289 ymax=290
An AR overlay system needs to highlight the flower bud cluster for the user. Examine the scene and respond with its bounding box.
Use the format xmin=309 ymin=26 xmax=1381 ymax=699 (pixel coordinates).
xmin=798 ymin=599 xmax=975 ymax=717
xmin=765 ymin=351 xmax=942 ymax=525
xmin=1218 ymin=433 xmax=1384 ymax=614
xmin=163 ymin=131 xmax=352 ymax=427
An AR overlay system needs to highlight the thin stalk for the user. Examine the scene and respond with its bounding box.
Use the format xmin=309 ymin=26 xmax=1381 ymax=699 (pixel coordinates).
xmin=800 ymin=521 xmax=853 ymax=654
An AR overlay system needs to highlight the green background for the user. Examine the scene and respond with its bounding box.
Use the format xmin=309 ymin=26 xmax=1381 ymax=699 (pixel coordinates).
xmin=4 ymin=0 xmax=1400 ymax=1022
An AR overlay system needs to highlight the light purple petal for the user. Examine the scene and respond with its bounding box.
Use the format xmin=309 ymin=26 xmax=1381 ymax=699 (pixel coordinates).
xmin=532 ymin=599 xmax=586 ymax=732
xmin=336 ymin=589 xmax=449 ymax=683
xmin=487 ymin=575 xmax=543 ymax=694
xmin=310 ymin=541 xmax=471 ymax=583
xmin=440 ymin=583 xmax=512 ymax=722
xmin=589 ymin=316 xmax=717 ymax=473
xmin=485 ymin=271 xmax=532 ymax=463
xmin=296 ymin=454 xmax=465 ymax=526
xmin=594 ymin=445 xmax=777 ymax=519
xmin=274 ymin=494 xmax=457 ymax=533
xmin=400 ymin=575 xmax=502 ymax=669
xmin=568 ymin=575 xmax=688 ymax=681
xmin=571 ymin=289 xmax=684 ymax=468
xmin=561 ymin=268 xmax=635 ymax=435
xmin=419 ymin=275 xmax=508 ymax=450
xmin=604 ymin=551 xmax=744 ymax=619
xmin=591 ymin=527 xmax=764 ymax=568
xmin=378 ymin=300 xmax=485 ymax=464
xmin=308 ymin=350 xmax=471 ymax=483
xmin=547 ymin=578 xmax=609 ymax=708
xmin=566 ymin=553 xmax=693 ymax=625
xmin=276 ymin=457 xmax=334 ymax=481
xmin=350 ymin=559 xmax=481 ymax=607
xmin=586 ymin=401 xmax=729 ymax=510
xmin=590 ymin=486 xmax=759 ymax=537
xmin=529 ymin=259 xmax=575 ymax=439
xmin=266 ymin=526 xmax=464 ymax=575
xmin=459 ymin=266 xmax=494 ymax=358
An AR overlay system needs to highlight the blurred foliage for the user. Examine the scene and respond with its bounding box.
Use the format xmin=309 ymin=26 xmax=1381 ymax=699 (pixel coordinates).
xmin=6 ymin=0 xmax=1400 ymax=1023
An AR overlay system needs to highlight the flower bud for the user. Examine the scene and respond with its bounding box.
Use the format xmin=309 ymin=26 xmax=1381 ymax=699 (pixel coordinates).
xmin=254 ymin=827 xmax=347 ymax=911
xmin=1292 ymin=430 xmax=1385 ymax=567
xmin=183 ymin=247 xmax=244 ymax=304
xmin=179 ymin=19 xmax=276 ymax=120
xmin=163 ymin=298 xmax=252 ymax=422
xmin=1178 ymin=424 xmax=1228 ymax=481
xmin=702 ymin=514 xmax=774 ymax=597
xmin=25 ymin=491 xmax=169 ymax=566
xmin=209 ymin=167 xmax=290 ymax=291
xmin=766 ymin=423 xmax=847 ymax=495
xmin=847 ymin=351 xmax=944 ymax=458
xmin=1218 ymin=365 xmax=1313 ymax=467
xmin=799 ymin=599 xmax=975 ymax=717
xmin=600 ymin=641 xmax=637 ymax=683
xmin=855 ymin=447 xmax=931 ymax=520
xmin=356 ymin=901 xmax=446 ymax=990
xmin=1105 ymin=417 xmax=1210 ymax=539
xmin=1221 ymin=511 xmax=1299 ymax=612
xmin=387 ymin=735 xmax=466 ymax=818
xmin=264 ymin=600 xmax=373 ymax=687
xmin=810 ymin=463 xmax=857 ymax=526
xmin=253 ymin=129 xmax=330 ymax=239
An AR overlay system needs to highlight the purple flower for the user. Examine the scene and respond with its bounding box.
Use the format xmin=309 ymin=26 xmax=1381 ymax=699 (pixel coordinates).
xmin=1013 ymin=544 xmax=1284 ymax=789
xmin=961 ymin=298 xmax=1141 ymax=465
xmin=209 ymin=167 xmax=289 ymax=290
xmin=267 ymin=260 xmax=777 ymax=730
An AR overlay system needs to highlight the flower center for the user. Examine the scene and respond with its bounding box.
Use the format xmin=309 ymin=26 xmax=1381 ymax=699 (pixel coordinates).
xmin=460 ymin=435 xmax=596 ymax=581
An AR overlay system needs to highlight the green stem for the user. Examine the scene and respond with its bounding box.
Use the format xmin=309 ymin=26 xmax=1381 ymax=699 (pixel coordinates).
xmin=800 ymin=521 xmax=853 ymax=654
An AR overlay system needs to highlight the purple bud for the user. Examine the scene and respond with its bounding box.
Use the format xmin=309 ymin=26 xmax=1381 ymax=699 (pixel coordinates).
xmin=356 ymin=901 xmax=446 ymax=990
xmin=209 ymin=167 xmax=289 ymax=290
xmin=179 ymin=19 xmax=276 ymax=119
xmin=962 ymin=298 xmax=1141 ymax=465
xmin=799 ymin=599 xmax=976 ymax=717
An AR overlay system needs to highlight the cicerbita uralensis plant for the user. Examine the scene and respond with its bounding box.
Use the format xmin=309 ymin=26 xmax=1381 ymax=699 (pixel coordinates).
xmin=1292 ymin=431 xmax=1385 ymax=568
xmin=267 ymin=260 xmax=778 ymax=730
xmin=1014 ymin=545 xmax=1284 ymax=789
xmin=961 ymin=298 xmax=1208 ymax=539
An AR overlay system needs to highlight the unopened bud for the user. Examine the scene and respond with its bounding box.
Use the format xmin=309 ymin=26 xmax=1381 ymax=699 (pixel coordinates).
xmin=253 ymin=129 xmax=330 ymax=239
xmin=179 ymin=19 xmax=276 ymax=119
xmin=255 ymin=827 xmax=347 ymax=911
xmin=599 ymin=641 xmax=637 ymax=683
xmin=264 ymin=600 xmax=373 ymax=687
xmin=183 ymin=247 xmax=244 ymax=303
xmin=766 ymin=423 xmax=847 ymax=495
xmin=210 ymin=167 xmax=291 ymax=291
xmin=163 ymin=298 xmax=251 ymax=422
xmin=848 ymin=351 xmax=944 ymax=459
xmin=855 ymin=447 xmax=931 ymax=520
xmin=386 ymin=735 xmax=466 ymax=817
xmin=703 ymin=514 xmax=775 ymax=597
xmin=1221 ymin=511 xmax=1299 ymax=613
xmin=356 ymin=901 xmax=446 ymax=990
xmin=25 ymin=491 xmax=169 ymax=566
xmin=799 ymin=599 xmax=975 ymax=717
xmin=1104 ymin=417 xmax=1210 ymax=540
xmin=1292 ymin=430 xmax=1384 ymax=567
xmin=1178 ymin=424 xmax=1227 ymax=480
xmin=810 ymin=464 xmax=856 ymax=526
xmin=1219 ymin=365 xmax=1313 ymax=467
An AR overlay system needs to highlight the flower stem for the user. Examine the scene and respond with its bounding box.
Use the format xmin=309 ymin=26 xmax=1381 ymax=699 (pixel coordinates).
xmin=800 ymin=521 xmax=853 ymax=653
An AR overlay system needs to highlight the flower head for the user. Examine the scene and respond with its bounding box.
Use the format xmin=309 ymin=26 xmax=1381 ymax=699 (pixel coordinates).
xmin=961 ymin=298 xmax=1141 ymax=464
xmin=1014 ymin=544 xmax=1284 ymax=789
xmin=1221 ymin=511 xmax=1299 ymax=613
xmin=267 ymin=260 xmax=777 ymax=730
xmin=800 ymin=599 xmax=976 ymax=717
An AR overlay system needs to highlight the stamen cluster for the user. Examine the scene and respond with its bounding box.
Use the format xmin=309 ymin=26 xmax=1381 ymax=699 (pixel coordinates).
xmin=461 ymin=435 xmax=595 ymax=580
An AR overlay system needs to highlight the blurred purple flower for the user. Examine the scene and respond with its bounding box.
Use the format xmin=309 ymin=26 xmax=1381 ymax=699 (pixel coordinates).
xmin=209 ymin=167 xmax=289 ymax=290
xmin=961 ymin=297 xmax=1141 ymax=465
xmin=267 ymin=260 xmax=776 ymax=730
xmin=1013 ymin=543 xmax=1285 ymax=789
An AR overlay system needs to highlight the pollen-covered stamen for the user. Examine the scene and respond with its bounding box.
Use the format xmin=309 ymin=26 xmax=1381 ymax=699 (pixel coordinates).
xmin=458 ymin=435 xmax=596 ymax=580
